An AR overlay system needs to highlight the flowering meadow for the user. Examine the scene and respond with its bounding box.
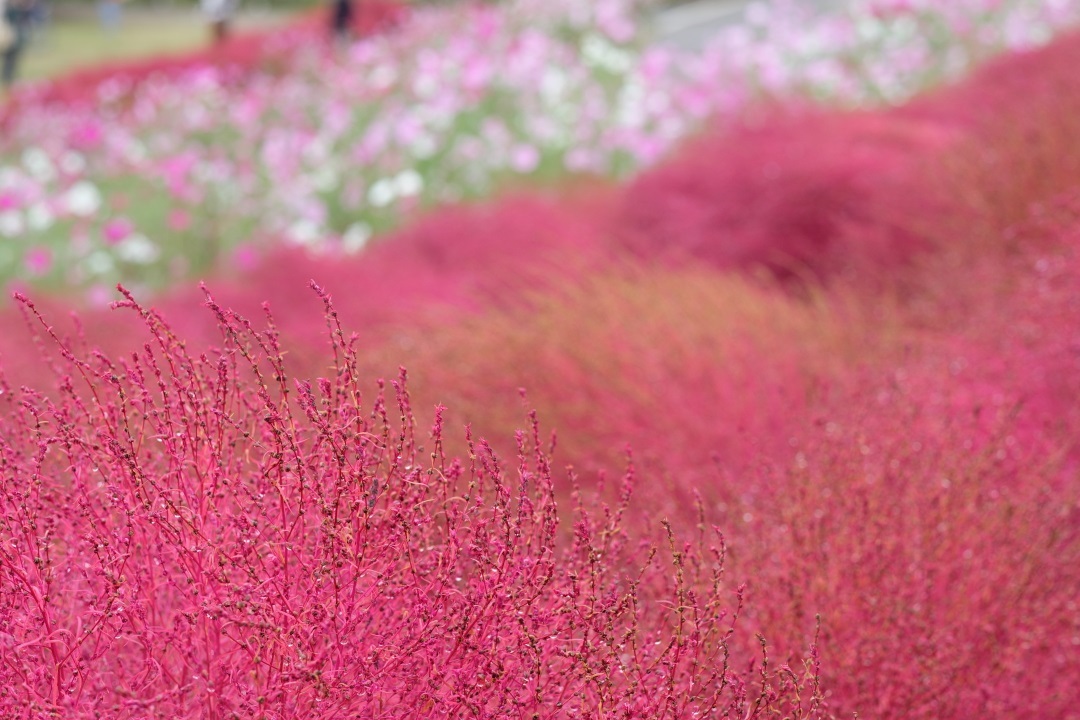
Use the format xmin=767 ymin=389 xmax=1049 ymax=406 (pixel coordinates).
xmin=2 ymin=0 xmax=1080 ymax=717
xmin=1 ymin=0 xmax=1079 ymax=296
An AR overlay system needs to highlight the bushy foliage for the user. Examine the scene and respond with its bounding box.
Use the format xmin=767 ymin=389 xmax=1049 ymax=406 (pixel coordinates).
xmin=0 ymin=288 xmax=826 ymax=718
xmin=615 ymin=110 xmax=951 ymax=281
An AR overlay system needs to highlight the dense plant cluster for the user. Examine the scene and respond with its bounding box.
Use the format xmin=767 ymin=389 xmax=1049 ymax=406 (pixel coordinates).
xmin=0 ymin=289 xmax=827 ymax=718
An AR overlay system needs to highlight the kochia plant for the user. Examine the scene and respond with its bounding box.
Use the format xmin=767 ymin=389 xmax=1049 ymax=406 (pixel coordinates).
xmin=0 ymin=286 xmax=825 ymax=719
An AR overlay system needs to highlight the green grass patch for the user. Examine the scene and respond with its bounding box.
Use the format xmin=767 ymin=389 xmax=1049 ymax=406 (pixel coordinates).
xmin=20 ymin=12 xmax=285 ymax=82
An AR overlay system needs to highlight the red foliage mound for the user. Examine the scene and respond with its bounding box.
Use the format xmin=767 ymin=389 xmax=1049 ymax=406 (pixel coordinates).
xmin=615 ymin=30 xmax=1080 ymax=286
xmin=905 ymin=28 xmax=1080 ymax=132
xmin=0 ymin=192 xmax=613 ymax=392
xmin=197 ymin=193 xmax=612 ymax=352
xmin=333 ymin=224 xmax=1080 ymax=718
xmin=615 ymin=111 xmax=955 ymax=282
xmin=0 ymin=289 xmax=825 ymax=719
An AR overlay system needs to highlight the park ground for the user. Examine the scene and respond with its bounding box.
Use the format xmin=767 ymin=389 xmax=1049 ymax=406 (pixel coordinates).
xmin=15 ymin=0 xmax=755 ymax=83
xmin=18 ymin=7 xmax=287 ymax=82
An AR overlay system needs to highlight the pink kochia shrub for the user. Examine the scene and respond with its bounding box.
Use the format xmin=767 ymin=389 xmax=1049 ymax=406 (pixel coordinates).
xmin=337 ymin=244 xmax=1080 ymax=720
xmin=614 ymin=111 xmax=955 ymax=282
xmin=0 ymin=288 xmax=826 ymax=719
xmin=0 ymin=193 xmax=612 ymax=389
xmin=615 ymin=31 xmax=1080 ymax=286
xmin=189 ymin=193 xmax=613 ymax=356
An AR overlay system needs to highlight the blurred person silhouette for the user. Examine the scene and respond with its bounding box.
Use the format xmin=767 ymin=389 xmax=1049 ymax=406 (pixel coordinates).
xmin=2 ymin=0 xmax=34 ymax=90
xmin=202 ymin=0 xmax=237 ymax=46
xmin=330 ymin=0 xmax=353 ymax=45
xmin=0 ymin=1 xmax=12 ymax=57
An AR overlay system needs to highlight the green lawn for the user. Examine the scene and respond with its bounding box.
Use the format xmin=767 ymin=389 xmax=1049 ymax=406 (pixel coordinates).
xmin=19 ymin=11 xmax=286 ymax=82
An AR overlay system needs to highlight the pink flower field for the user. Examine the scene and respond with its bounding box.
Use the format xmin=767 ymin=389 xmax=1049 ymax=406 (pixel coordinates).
xmin=1 ymin=1 xmax=1079 ymax=718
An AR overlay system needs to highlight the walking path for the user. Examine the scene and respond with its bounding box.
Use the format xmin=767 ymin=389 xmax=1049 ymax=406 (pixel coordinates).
xmin=650 ymin=0 xmax=847 ymax=52
xmin=650 ymin=0 xmax=750 ymax=52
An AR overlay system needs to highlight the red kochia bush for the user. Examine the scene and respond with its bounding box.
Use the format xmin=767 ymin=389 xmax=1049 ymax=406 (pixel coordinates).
xmin=0 ymin=287 xmax=825 ymax=719
xmin=191 ymin=193 xmax=613 ymax=358
xmin=615 ymin=111 xmax=955 ymax=283
xmin=0 ymin=193 xmax=612 ymax=393
xmin=616 ymin=31 xmax=1080 ymax=288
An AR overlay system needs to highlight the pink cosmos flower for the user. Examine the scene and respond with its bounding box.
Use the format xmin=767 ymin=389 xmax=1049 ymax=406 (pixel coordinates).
xmin=86 ymin=284 xmax=113 ymax=307
xmin=103 ymin=217 xmax=134 ymax=245
xmin=0 ymin=192 xmax=20 ymax=211
xmin=161 ymin=153 xmax=199 ymax=201
xmin=24 ymin=247 xmax=52 ymax=276
xmin=510 ymin=144 xmax=540 ymax=173
xmin=167 ymin=208 xmax=192 ymax=232
xmin=232 ymin=243 xmax=259 ymax=271
xmin=68 ymin=120 xmax=105 ymax=151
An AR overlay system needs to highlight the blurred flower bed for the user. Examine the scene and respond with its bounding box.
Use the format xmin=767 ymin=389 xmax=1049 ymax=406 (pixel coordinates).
xmin=0 ymin=0 xmax=1076 ymax=297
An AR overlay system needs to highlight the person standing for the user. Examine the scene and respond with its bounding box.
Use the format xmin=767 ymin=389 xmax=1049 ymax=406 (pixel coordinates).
xmin=330 ymin=0 xmax=354 ymax=46
xmin=2 ymin=0 xmax=34 ymax=89
xmin=0 ymin=0 xmax=11 ymax=60
xmin=201 ymin=0 xmax=237 ymax=46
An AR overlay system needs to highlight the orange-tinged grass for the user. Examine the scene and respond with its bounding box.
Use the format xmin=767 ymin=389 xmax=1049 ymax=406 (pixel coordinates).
xmin=349 ymin=262 xmax=888 ymax=489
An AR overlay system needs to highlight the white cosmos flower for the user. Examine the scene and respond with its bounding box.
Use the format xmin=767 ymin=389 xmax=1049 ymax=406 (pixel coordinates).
xmin=85 ymin=251 xmax=115 ymax=275
xmin=0 ymin=211 xmax=24 ymax=237
xmin=342 ymin=222 xmax=372 ymax=253
xmin=369 ymin=64 xmax=397 ymax=90
xmin=115 ymin=234 xmax=160 ymax=264
xmin=65 ymin=181 xmax=103 ymax=217
xmin=541 ymin=67 xmax=568 ymax=101
xmin=21 ymin=148 xmax=56 ymax=183
xmin=393 ymin=169 xmax=423 ymax=197
xmin=410 ymin=134 xmax=438 ymax=160
xmin=0 ymin=167 xmax=20 ymax=189
xmin=27 ymin=203 xmax=54 ymax=231
xmin=60 ymin=152 xmax=87 ymax=175
xmin=288 ymin=219 xmax=321 ymax=246
xmin=124 ymin=140 xmax=148 ymax=164
xmin=311 ymin=166 xmax=340 ymax=193
xmin=367 ymin=178 xmax=395 ymax=208
xmin=582 ymin=34 xmax=632 ymax=73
